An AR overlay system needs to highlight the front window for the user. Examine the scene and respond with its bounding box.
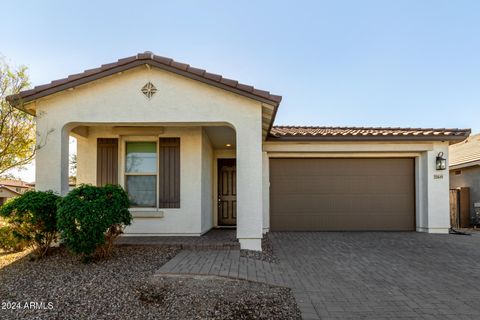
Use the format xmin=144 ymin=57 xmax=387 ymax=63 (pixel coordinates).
xmin=125 ymin=142 xmax=157 ymax=207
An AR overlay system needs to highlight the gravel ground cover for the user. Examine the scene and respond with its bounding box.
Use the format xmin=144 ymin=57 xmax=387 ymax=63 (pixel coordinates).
xmin=0 ymin=245 xmax=298 ymax=320
xmin=0 ymin=245 xmax=180 ymax=320
xmin=240 ymin=234 xmax=279 ymax=263
xmin=140 ymin=274 xmax=301 ymax=320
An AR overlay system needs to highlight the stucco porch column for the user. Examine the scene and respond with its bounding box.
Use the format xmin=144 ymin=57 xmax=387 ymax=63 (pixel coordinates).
xmin=35 ymin=121 xmax=70 ymax=195
xmin=416 ymin=142 xmax=450 ymax=233
xmin=235 ymin=125 xmax=263 ymax=251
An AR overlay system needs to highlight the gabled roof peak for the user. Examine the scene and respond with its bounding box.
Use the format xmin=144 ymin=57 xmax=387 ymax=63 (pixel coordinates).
xmin=7 ymin=52 xmax=282 ymax=108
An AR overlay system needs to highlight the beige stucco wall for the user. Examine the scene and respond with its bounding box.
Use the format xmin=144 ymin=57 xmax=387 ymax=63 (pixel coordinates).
xmin=77 ymin=126 xmax=211 ymax=235
xmin=264 ymin=140 xmax=452 ymax=233
xmin=33 ymin=65 xmax=265 ymax=250
xmin=31 ymin=61 xmax=453 ymax=248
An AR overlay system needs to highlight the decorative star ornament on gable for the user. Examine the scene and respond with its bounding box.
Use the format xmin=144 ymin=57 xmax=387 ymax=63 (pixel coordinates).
xmin=141 ymin=82 xmax=157 ymax=99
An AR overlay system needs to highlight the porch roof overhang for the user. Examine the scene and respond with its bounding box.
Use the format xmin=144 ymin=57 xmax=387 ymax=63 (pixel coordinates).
xmin=6 ymin=52 xmax=282 ymax=140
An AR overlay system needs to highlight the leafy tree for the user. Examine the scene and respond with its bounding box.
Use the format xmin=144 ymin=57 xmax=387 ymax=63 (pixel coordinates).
xmin=0 ymin=226 xmax=29 ymax=252
xmin=0 ymin=190 xmax=60 ymax=257
xmin=69 ymin=153 xmax=77 ymax=177
xmin=0 ymin=58 xmax=35 ymax=176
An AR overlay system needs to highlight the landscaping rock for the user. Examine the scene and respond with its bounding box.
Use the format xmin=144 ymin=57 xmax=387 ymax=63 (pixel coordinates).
xmin=0 ymin=245 xmax=299 ymax=319
xmin=139 ymin=274 xmax=301 ymax=320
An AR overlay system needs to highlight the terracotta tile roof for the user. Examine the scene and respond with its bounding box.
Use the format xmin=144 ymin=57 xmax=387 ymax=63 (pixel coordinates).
xmin=269 ymin=126 xmax=471 ymax=142
xmin=7 ymin=52 xmax=470 ymax=145
xmin=0 ymin=179 xmax=31 ymax=188
xmin=7 ymin=51 xmax=282 ymax=107
xmin=449 ymin=133 xmax=480 ymax=168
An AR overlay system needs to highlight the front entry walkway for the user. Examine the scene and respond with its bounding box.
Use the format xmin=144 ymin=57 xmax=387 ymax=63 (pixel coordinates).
xmin=157 ymin=232 xmax=480 ymax=319
xmin=118 ymin=229 xmax=239 ymax=249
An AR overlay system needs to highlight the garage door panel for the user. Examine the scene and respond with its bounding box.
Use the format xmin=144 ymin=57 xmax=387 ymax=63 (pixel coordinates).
xmin=271 ymin=175 xmax=413 ymax=195
xmin=272 ymin=213 xmax=413 ymax=231
xmin=270 ymin=158 xmax=412 ymax=176
xmin=272 ymin=194 xmax=413 ymax=214
xmin=270 ymin=158 xmax=415 ymax=231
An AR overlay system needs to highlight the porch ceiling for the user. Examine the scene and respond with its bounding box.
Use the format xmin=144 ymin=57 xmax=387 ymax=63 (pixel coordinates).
xmin=204 ymin=126 xmax=236 ymax=149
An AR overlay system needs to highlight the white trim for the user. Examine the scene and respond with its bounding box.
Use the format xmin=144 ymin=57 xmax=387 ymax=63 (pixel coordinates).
xmin=266 ymin=153 xmax=422 ymax=233
xmin=130 ymin=210 xmax=164 ymax=218
xmin=263 ymin=142 xmax=435 ymax=153
xmin=416 ymin=227 xmax=449 ymax=234
xmin=239 ymin=238 xmax=262 ymax=251
xmin=122 ymin=137 xmax=159 ymax=209
xmin=267 ymin=152 xmax=422 ymax=158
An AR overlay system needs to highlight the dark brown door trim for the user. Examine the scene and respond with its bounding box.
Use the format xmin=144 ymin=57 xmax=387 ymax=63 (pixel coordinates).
xmin=218 ymin=158 xmax=237 ymax=226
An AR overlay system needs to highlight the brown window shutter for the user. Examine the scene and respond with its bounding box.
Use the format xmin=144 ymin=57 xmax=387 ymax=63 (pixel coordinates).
xmin=158 ymin=138 xmax=180 ymax=208
xmin=96 ymin=138 xmax=118 ymax=186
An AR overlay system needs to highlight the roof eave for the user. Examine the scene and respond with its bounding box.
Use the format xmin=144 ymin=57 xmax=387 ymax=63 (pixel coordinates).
xmin=449 ymin=160 xmax=480 ymax=170
xmin=266 ymin=134 xmax=471 ymax=143
xmin=7 ymin=56 xmax=281 ymax=111
xmin=265 ymin=102 xmax=281 ymax=139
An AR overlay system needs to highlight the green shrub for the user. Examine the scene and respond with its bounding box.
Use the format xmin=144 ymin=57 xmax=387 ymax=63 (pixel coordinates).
xmin=0 ymin=226 xmax=29 ymax=252
xmin=56 ymin=184 xmax=131 ymax=261
xmin=0 ymin=191 xmax=60 ymax=257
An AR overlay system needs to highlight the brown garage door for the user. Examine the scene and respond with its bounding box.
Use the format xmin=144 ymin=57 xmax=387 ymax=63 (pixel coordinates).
xmin=270 ymin=158 xmax=415 ymax=231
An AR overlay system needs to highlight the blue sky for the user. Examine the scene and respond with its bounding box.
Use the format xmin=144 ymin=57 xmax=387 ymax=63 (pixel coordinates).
xmin=1 ymin=0 xmax=480 ymax=181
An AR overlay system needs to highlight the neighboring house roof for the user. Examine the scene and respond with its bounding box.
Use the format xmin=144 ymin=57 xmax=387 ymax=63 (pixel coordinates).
xmin=0 ymin=179 xmax=31 ymax=188
xmin=0 ymin=185 xmax=22 ymax=196
xmin=269 ymin=126 xmax=470 ymax=143
xmin=449 ymin=133 xmax=480 ymax=169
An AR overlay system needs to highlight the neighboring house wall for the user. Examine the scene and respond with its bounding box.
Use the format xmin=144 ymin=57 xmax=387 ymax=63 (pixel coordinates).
xmin=0 ymin=180 xmax=31 ymax=194
xmin=0 ymin=188 xmax=21 ymax=203
xmin=263 ymin=140 xmax=451 ymax=233
xmin=450 ymin=166 xmax=480 ymax=221
xmin=34 ymin=66 xmax=264 ymax=249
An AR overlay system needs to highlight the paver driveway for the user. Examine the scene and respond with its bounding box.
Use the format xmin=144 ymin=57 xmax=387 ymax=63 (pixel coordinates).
xmin=158 ymin=232 xmax=480 ymax=319
xmin=270 ymin=232 xmax=480 ymax=319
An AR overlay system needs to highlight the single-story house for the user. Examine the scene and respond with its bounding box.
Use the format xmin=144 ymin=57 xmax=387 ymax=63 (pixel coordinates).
xmin=449 ymin=133 xmax=480 ymax=224
xmin=7 ymin=52 xmax=470 ymax=250
xmin=0 ymin=179 xmax=32 ymax=205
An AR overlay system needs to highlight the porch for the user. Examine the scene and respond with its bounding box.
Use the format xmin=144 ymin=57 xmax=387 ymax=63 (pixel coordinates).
xmin=38 ymin=122 xmax=265 ymax=251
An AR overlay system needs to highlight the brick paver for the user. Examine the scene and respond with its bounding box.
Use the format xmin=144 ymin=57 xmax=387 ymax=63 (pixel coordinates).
xmin=158 ymin=232 xmax=480 ymax=319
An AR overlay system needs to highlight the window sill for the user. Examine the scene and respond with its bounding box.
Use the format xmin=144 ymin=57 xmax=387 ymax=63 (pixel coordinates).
xmin=130 ymin=210 xmax=164 ymax=218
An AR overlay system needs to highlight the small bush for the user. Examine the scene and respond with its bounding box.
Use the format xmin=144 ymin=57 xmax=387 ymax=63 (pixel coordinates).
xmin=0 ymin=191 xmax=60 ymax=257
xmin=56 ymin=184 xmax=131 ymax=261
xmin=0 ymin=226 xmax=29 ymax=252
